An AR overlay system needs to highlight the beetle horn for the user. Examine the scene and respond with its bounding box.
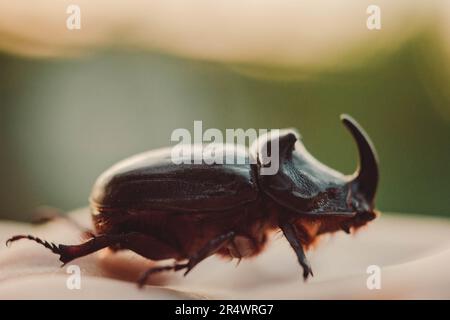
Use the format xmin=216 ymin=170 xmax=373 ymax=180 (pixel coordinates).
xmin=341 ymin=114 xmax=379 ymax=202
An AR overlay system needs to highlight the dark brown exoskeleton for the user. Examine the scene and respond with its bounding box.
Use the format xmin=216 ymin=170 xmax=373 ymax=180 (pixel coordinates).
xmin=6 ymin=115 xmax=379 ymax=286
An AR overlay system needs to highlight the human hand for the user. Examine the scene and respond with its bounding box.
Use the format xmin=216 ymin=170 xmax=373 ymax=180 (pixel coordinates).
xmin=1 ymin=208 xmax=450 ymax=299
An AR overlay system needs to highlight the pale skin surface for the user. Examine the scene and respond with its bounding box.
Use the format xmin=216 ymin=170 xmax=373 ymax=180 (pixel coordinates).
xmin=1 ymin=208 xmax=450 ymax=299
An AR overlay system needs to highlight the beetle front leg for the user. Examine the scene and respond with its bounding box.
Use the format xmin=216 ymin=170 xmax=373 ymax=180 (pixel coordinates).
xmin=279 ymin=221 xmax=314 ymax=281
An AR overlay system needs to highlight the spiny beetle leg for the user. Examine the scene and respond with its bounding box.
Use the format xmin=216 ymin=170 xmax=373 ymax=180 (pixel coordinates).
xmin=6 ymin=233 xmax=136 ymax=265
xmin=280 ymin=221 xmax=314 ymax=281
xmin=6 ymin=234 xmax=61 ymax=258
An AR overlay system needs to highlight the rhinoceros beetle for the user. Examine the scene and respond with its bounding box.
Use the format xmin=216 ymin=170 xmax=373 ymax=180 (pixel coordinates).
xmin=7 ymin=114 xmax=379 ymax=286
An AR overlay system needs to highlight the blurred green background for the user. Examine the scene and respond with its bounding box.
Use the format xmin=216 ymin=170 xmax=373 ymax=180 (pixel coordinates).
xmin=0 ymin=34 xmax=449 ymax=221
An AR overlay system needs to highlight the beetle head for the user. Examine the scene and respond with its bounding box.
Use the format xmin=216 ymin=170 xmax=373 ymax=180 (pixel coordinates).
xmin=252 ymin=114 xmax=379 ymax=230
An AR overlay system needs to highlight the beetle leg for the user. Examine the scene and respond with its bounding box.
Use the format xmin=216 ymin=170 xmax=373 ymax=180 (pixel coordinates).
xmin=279 ymin=221 xmax=314 ymax=281
xmin=6 ymin=233 xmax=136 ymax=265
xmin=137 ymin=262 xmax=189 ymax=288
xmin=184 ymin=230 xmax=236 ymax=276
xmin=136 ymin=231 xmax=236 ymax=287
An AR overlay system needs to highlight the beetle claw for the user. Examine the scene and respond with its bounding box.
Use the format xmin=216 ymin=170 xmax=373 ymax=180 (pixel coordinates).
xmin=341 ymin=225 xmax=351 ymax=234
xmin=303 ymin=266 xmax=314 ymax=281
xmin=301 ymin=257 xmax=314 ymax=281
xmin=182 ymin=261 xmax=195 ymax=276
xmin=183 ymin=268 xmax=192 ymax=277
